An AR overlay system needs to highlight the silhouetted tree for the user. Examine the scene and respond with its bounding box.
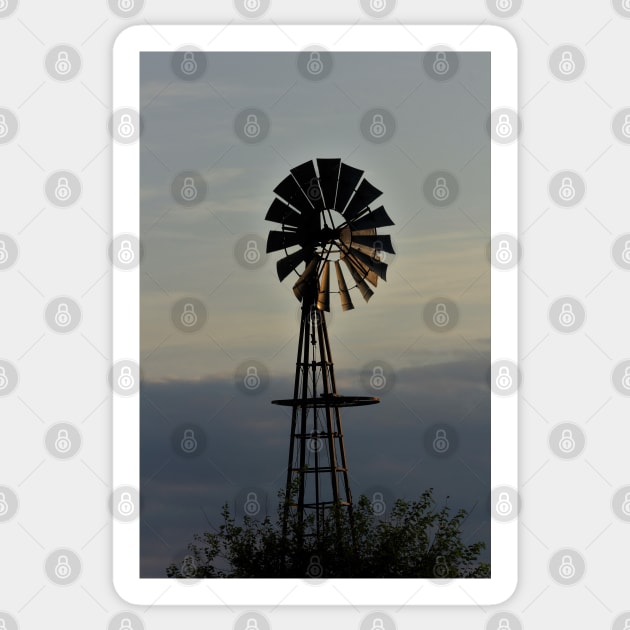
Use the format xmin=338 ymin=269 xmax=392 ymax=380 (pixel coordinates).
xmin=166 ymin=487 xmax=489 ymax=579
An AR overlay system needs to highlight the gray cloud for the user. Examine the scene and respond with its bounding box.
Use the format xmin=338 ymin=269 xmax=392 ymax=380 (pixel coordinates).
xmin=140 ymin=357 xmax=490 ymax=576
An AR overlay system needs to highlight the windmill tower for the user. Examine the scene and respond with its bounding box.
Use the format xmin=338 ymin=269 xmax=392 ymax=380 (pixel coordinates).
xmin=265 ymin=159 xmax=395 ymax=553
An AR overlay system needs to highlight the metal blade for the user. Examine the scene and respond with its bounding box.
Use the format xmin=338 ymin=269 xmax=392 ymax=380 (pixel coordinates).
xmin=316 ymin=260 xmax=330 ymax=312
xmin=291 ymin=160 xmax=324 ymax=212
xmin=277 ymin=248 xmax=307 ymax=282
xmin=316 ymin=158 xmax=341 ymax=209
xmin=346 ymin=252 xmax=379 ymax=287
xmin=265 ymin=198 xmax=303 ymax=228
xmin=292 ymin=257 xmax=319 ymax=300
xmin=343 ymin=178 xmax=382 ymax=221
xmin=342 ymin=256 xmax=374 ymax=303
xmin=266 ymin=230 xmax=303 ymax=253
xmin=335 ymin=261 xmax=354 ymax=311
xmin=348 ymin=248 xmax=388 ymax=281
xmin=335 ymin=163 xmax=363 ymax=213
xmin=351 ymin=233 xmax=395 ymax=254
xmin=348 ymin=206 xmax=394 ymax=231
xmin=273 ymin=174 xmax=313 ymax=214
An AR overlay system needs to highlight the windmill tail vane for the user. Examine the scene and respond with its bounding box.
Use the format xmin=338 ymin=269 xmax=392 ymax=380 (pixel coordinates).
xmin=265 ymin=158 xmax=395 ymax=558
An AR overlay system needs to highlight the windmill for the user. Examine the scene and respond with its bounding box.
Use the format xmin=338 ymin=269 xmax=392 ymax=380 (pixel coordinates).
xmin=265 ymin=158 xmax=395 ymax=553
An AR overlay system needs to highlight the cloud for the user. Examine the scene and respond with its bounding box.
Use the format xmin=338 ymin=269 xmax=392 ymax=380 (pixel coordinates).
xmin=139 ymin=356 xmax=491 ymax=576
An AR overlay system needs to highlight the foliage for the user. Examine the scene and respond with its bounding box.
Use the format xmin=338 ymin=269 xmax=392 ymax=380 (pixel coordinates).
xmin=166 ymin=487 xmax=489 ymax=579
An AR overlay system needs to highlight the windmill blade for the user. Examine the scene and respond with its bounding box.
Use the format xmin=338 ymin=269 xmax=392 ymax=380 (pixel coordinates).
xmin=277 ymin=248 xmax=307 ymax=282
xmin=334 ymin=261 xmax=354 ymax=311
xmin=335 ymin=163 xmax=363 ymax=213
xmin=351 ymin=233 xmax=396 ymax=255
xmin=265 ymin=198 xmax=303 ymax=228
xmin=348 ymin=206 xmax=394 ymax=231
xmin=345 ymin=251 xmax=379 ymax=287
xmin=348 ymin=248 xmax=388 ymax=281
xmin=349 ymin=228 xmax=377 ymax=237
xmin=292 ymin=257 xmax=319 ymax=300
xmin=266 ymin=230 xmax=303 ymax=253
xmin=343 ymin=178 xmax=382 ymax=222
xmin=316 ymin=158 xmax=340 ymax=210
xmin=291 ymin=160 xmax=325 ymax=212
xmin=316 ymin=260 xmax=330 ymax=312
xmin=274 ymin=174 xmax=313 ymax=214
xmin=342 ymin=256 xmax=374 ymax=303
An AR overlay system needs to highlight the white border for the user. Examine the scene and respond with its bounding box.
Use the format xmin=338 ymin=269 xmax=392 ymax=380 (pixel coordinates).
xmin=113 ymin=24 xmax=517 ymax=606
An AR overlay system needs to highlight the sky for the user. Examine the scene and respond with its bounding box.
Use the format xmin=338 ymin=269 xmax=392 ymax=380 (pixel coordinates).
xmin=139 ymin=51 xmax=491 ymax=577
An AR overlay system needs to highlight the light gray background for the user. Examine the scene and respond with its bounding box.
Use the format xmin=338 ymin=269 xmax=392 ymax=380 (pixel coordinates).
xmin=0 ymin=1 xmax=629 ymax=629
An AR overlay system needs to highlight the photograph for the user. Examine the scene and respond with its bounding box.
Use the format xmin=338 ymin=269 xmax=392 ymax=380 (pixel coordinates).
xmin=138 ymin=50 xmax=491 ymax=579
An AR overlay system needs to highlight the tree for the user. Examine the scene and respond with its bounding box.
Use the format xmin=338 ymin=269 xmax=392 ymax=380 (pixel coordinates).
xmin=166 ymin=487 xmax=489 ymax=579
